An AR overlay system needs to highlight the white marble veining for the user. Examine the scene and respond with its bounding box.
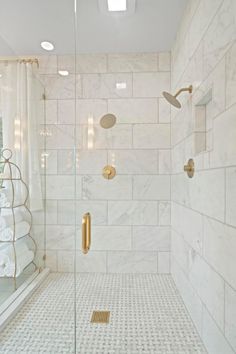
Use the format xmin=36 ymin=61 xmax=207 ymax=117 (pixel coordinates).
xmin=133 ymin=124 xmax=170 ymax=149
xmin=108 ymin=53 xmax=158 ymax=72
xmin=133 ymin=72 xmax=170 ymax=97
xmin=133 ymin=175 xmax=170 ymax=200
xmin=133 ymin=226 xmax=170 ymax=251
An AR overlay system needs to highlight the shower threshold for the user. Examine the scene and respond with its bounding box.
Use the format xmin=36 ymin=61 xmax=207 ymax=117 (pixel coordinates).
xmin=0 ymin=268 xmax=49 ymax=331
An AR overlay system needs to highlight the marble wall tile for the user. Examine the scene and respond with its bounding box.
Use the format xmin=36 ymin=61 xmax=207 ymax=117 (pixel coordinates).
xmin=57 ymin=200 xmax=76 ymax=225
xmin=76 ymin=201 xmax=107 ymax=225
xmin=133 ymin=124 xmax=170 ymax=149
xmin=211 ymin=104 xmax=236 ymax=167
xmin=44 ymin=150 xmax=57 ymax=174
xmin=46 ymin=175 xmax=75 ymax=199
xmin=189 ymin=253 xmax=225 ymax=331
xmin=107 ymin=150 xmax=158 ymax=175
xmin=45 ymin=200 xmax=58 ymax=225
xmin=90 ymin=226 xmax=132 ymax=251
xmin=107 ymin=251 xmax=157 ymax=273
xmin=133 ymin=175 xmax=170 ymax=200
xmin=80 ymin=124 xmax=133 ymax=150
xmin=203 ymin=0 xmax=236 ymax=78
xmin=225 ymin=284 xmax=236 ymax=351
xmin=159 ymin=202 xmax=171 ymax=225
xmin=77 ymin=150 xmax=107 ymax=175
xmin=57 ymin=250 xmax=74 ymax=272
xmin=82 ymin=73 xmax=132 ymax=98
xmin=38 ymin=55 xmax=57 ymax=74
xmin=159 ymin=150 xmax=171 ymax=174
xmin=158 ymin=252 xmax=170 ymax=273
xmin=171 ymin=230 xmax=190 ymax=273
xmin=203 ymin=217 xmax=236 ymax=290
xmin=108 ymin=201 xmax=158 ymax=225
xmin=108 ymin=53 xmax=158 ymax=72
xmin=76 ymin=251 xmax=107 ymax=272
xmin=226 ymin=167 xmax=236 ymax=227
xmin=107 ymin=98 xmax=158 ymax=124
xmin=58 ymin=100 xmax=75 ymax=124
xmin=159 ymin=98 xmax=171 ymax=123
xmin=202 ymin=306 xmax=235 ymax=354
xmin=45 ymin=250 xmax=58 ymax=272
xmin=158 ymin=52 xmax=171 ymax=71
xmin=46 ymin=225 xmax=75 ymax=250
xmin=133 ymin=72 xmax=170 ymax=97
xmin=133 ymin=226 xmax=170 ymax=251
xmin=58 ymin=55 xmax=75 ymax=73
xmin=45 ymin=100 xmax=57 ymax=124
xmin=172 ymin=202 xmax=203 ymax=254
xmin=57 ymin=150 xmax=75 ymax=175
xmin=77 ymin=54 xmax=107 ymax=73
xmin=226 ymin=41 xmax=236 ymax=109
xmin=82 ymin=175 xmax=132 ymax=200
xmin=42 ymin=74 xmax=76 ymax=99
xmin=45 ymin=124 xmax=75 ymax=149
xmin=76 ymin=99 xmax=107 ymax=124
xmin=171 ymin=257 xmax=203 ymax=334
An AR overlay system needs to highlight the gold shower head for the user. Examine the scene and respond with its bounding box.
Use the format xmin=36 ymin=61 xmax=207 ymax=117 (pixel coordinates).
xmin=162 ymin=85 xmax=193 ymax=108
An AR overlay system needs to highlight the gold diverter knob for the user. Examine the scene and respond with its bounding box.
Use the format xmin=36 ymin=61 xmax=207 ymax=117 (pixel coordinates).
xmin=184 ymin=159 xmax=195 ymax=178
xmin=103 ymin=165 xmax=116 ymax=179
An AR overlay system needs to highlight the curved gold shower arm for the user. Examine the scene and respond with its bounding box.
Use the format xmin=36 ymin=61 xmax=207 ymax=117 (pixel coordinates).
xmin=82 ymin=212 xmax=91 ymax=254
xmin=174 ymin=85 xmax=193 ymax=97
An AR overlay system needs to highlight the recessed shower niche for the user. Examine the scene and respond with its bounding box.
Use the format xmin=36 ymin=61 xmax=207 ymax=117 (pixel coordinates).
xmin=194 ymin=88 xmax=213 ymax=156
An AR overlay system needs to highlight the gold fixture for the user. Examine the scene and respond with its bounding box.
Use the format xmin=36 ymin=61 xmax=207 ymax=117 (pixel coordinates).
xmin=102 ymin=165 xmax=116 ymax=179
xmin=91 ymin=311 xmax=110 ymax=324
xmin=100 ymin=113 xmax=117 ymax=129
xmin=0 ymin=58 xmax=39 ymax=67
xmin=82 ymin=212 xmax=91 ymax=254
xmin=162 ymin=85 xmax=193 ymax=108
xmin=184 ymin=158 xmax=195 ymax=178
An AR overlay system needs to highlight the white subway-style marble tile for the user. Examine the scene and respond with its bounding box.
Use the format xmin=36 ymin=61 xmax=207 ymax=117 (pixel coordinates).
xmin=133 ymin=72 xmax=170 ymax=97
xmin=107 ymin=251 xmax=157 ymax=274
xmin=133 ymin=124 xmax=170 ymax=149
xmin=133 ymin=226 xmax=170 ymax=251
xmin=133 ymin=175 xmax=170 ymax=200
xmin=108 ymin=53 xmax=158 ymax=72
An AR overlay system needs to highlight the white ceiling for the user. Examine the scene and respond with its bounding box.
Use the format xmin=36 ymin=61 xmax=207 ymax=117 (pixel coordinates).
xmin=0 ymin=0 xmax=187 ymax=55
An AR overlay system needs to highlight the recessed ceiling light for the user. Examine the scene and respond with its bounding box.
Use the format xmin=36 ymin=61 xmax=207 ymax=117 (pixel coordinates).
xmin=108 ymin=0 xmax=127 ymax=11
xmin=40 ymin=41 xmax=54 ymax=51
xmin=58 ymin=70 xmax=69 ymax=76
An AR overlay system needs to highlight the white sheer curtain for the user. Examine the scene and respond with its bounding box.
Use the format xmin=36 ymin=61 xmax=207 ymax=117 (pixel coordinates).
xmin=0 ymin=62 xmax=43 ymax=211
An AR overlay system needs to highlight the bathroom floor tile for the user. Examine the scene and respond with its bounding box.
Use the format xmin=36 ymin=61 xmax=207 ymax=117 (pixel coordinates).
xmin=0 ymin=273 xmax=206 ymax=353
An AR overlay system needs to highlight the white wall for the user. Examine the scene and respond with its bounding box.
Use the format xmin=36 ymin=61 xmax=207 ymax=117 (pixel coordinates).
xmin=171 ymin=0 xmax=236 ymax=353
xmin=39 ymin=52 xmax=172 ymax=274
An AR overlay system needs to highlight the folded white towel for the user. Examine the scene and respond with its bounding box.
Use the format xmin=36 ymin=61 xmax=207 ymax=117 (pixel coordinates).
xmin=0 ymin=221 xmax=30 ymax=241
xmin=0 ymin=209 xmax=23 ymax=231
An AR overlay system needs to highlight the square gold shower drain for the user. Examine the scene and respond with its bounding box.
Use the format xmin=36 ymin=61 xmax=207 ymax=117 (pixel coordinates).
xmin=91 ymin=311 xmax=110 ymax=323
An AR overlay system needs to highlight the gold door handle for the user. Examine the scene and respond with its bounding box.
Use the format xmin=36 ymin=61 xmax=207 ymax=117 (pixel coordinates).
xmin=82 ymin=212 xmax=91 ymax=254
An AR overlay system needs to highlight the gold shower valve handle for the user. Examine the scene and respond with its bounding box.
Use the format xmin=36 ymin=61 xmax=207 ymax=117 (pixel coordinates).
xmin=184 ymin=159 xmax=195 ymax=178
xmin=102 ymin=165 xmax=116 ymax=179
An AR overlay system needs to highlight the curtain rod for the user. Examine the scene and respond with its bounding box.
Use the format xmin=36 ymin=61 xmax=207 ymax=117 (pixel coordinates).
xmin=0 ymin=58 xmax=39 ymax=67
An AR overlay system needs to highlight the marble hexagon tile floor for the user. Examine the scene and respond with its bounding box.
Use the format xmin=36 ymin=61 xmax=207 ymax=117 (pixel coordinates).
xmin=0 ymin=273 xmax=206 ymax=354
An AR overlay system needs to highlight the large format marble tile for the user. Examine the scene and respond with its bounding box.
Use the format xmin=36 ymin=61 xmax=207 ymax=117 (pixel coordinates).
xmin=133 ymin=175 xmax=170 ymax=200
xmin=226 ymin=41 xmax=236 ymax=109
xmin=41 ymin=74 xmax=78 ymax=99
xmin=108 ymin=53 xmax=158 ymax=72
xmin=76 ymin=201 xmax=107 ymax=225
xmin=45 ymin=100 xmax=57 ymax=124
xmin=108 ymin=201 xmax=158 ymax=225
xmin=46 ymin=175 xmax=75 ymax=199
xmin=76 ymin=99 xmax=107 ymax=124
xmin=58 ymin=100 xmax=75 ymax=124
xmin=158 ymin=252 xmax=170 ymax=273
xmin=189 ymin=253 xmax=225 ymax=331
xmin=202 ymin=306 xmax=235 ymax=354
xmin=107 ymin=251 xmax=157 ymax=273
xmin=133 ymin=72 xmax=170 ymax=97
xmin=107 ymin=150 xmax=158 ymax=174
xmin=76 ymin=251 xmax=107 ymax=272
xmin=203 ymin=216 xmax=236 ymax=290
xmin=159 ymin=201 xmax=171 ymax=225
xmin=158 ymin=52 xmax=171 ymax=71
xmin=77 ymin=150 xmax=107 ymax=175
xmin=45 ymin=124 xmax=75 ymax=149
xmin=57 ymin=200 xmax=76 ymax=225
xmin=82 ymin=73 xmax=132 ymax=98
xmin=133 ymin=226 xmax=170 ymax=251
xmin=77 ymin=54 xmax=107 ymax=73
xmin=90 ymin=226 xmax=132 ymax=251
xmin=108 ymin=98 xmax=158 ymax=123
xmin=226 ymin=167 xmax=236 ymax=227
xmin=211 ymin=104 xmax=236 ymax=167
xmin=82 ymin=175 xmax=132 ymax=200
xmin=225 ymin=284 xmax=236 ymax=352
xmin=133 ymin=124 xmax=170 ymax=149
xmin=46 ymin=225 xmax=75 ymax=250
